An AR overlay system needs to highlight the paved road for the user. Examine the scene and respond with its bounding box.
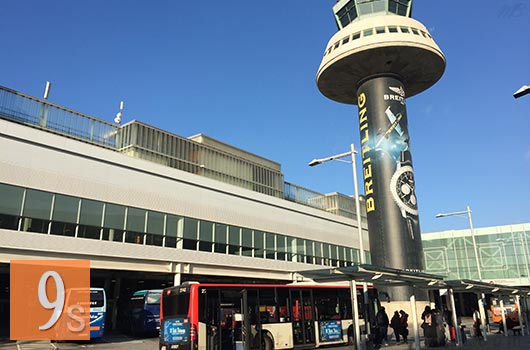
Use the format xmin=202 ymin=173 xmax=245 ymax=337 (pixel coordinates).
xmin=0 ymin=333 xmax=159 ymax=350
xmin=1 ymin=332 xmax=529 ymax=350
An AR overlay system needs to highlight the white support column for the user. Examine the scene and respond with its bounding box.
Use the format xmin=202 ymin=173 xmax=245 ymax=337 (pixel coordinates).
xmin=409 ymin=293 xmax=420 ymax=350
xmin=500 ymin=299 xmax=508 ymax=337
xmin=448 ymin=288 xmax=462 ymax=347
xmin=478 ymin=293 xmax=487 ymax=341
xmin=349 ymin=280 xmax=362 ymax=350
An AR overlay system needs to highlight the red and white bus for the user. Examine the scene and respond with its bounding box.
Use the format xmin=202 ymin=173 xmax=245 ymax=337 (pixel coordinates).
xmin=159 ymin=282 xmax=379 ymax=350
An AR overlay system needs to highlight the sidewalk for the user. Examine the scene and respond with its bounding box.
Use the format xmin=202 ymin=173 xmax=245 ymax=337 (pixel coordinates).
xmin=381 ymin=332 xmax=530 ymax=350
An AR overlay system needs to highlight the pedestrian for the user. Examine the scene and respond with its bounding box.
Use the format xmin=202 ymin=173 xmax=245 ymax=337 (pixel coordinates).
xmin=390 ymin=311 xmax=401 ymax=343
xmin=399 ymin=310 xmax=409 ymax=343
xmin=376 ymin=306 xmax=390 ymax=346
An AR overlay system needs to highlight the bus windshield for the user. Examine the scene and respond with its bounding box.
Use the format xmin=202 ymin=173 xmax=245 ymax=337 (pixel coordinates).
xmin=147 ymin=290 xmax=162 ymax=305
xmin=90 ymin=289 xmax=105 ymax=308
xmin=162 ymin=287 xmax=190 ymax=318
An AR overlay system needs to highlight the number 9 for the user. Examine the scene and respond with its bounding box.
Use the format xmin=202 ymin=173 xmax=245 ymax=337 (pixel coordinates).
xmin=38 ymin=271 xmax=65 ymax=331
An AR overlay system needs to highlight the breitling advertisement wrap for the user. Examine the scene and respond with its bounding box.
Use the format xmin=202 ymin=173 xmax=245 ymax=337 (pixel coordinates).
xmin=357 ymin=75 xmax=424 ymax=277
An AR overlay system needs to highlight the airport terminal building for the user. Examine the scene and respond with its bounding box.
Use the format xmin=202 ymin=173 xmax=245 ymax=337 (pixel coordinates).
xmin=1 ymin=85 xmax=529 ymax=335
xmin=0 ymin=85 xmax=370 ymax=333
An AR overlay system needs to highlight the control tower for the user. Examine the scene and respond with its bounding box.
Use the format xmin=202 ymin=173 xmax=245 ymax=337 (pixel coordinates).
xmin=316 ymin=0 xmax=445 ymax=301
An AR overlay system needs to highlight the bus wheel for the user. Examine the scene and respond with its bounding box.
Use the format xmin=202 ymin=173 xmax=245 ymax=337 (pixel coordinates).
xmin=263 ymin=334 xmax=274 ymax=350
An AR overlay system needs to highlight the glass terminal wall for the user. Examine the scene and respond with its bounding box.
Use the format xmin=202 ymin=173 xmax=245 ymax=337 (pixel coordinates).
xmin=423 ymin=225 xmax=530 ymax=285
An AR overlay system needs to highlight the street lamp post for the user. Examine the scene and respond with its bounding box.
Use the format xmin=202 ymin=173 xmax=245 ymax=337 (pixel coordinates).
xmin=308 ymin=144 xmax=365 ymax=264
xmin=435 ymin=206 xmax=482 ymax=281
xmin=436 ymin=206 xmax=488 ymax=341
xmin=309 ymin=144 xmax=370 ymax=345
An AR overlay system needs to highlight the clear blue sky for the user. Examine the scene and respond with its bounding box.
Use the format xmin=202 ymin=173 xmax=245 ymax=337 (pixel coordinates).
xmin=1 ymin=1 xmax=529 ymax=233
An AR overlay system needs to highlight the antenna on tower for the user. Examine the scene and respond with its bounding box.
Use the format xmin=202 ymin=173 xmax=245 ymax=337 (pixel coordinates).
xmin=114 ymin=101 xmax=124 ymax=124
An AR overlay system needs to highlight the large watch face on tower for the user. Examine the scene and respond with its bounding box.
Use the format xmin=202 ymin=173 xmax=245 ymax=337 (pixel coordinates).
xmin=390 ymin=164 xmax=419 ymax=216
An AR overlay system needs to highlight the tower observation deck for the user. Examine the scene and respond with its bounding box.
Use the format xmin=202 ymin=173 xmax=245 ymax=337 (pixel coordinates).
xmin=316 ymin=0 xmax=446 ymax=301
xmin=317 ymin=0 xmax=445 ymax=104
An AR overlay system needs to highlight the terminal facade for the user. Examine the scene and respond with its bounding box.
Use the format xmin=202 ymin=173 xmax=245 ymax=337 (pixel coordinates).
xmin=0 ymin=85 xmax=369 ymax=334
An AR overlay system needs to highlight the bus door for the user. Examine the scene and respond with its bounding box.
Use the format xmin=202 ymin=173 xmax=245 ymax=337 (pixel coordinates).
xmin=242 ymin=289 xmax=262 ymax=350
xmin=202 ymin=288 xmax=221 ymax=350
xmin=290 ymin=289 xmax=315 ymax=347
xmin=219 ymin=289 xmax=242 ymax=350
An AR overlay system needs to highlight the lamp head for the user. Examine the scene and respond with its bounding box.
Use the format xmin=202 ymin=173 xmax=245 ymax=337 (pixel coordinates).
xmin=513 ymin=85 xmax=530 ymax=99
xmin=308 ymin=159 xmax=322 ymax=167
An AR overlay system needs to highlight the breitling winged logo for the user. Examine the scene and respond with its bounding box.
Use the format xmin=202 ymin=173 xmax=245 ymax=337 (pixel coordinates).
xmin=389 ymin=86 xmax=405 ymax=98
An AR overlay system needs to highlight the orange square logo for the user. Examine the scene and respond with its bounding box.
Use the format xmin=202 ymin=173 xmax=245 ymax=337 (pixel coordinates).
xmin=10 ymin=260 xmax=90 ymax=340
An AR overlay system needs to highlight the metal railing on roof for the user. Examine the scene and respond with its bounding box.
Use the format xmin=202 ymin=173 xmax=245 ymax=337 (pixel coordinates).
xmin=0 ymin=85 xmax=118 ymax=148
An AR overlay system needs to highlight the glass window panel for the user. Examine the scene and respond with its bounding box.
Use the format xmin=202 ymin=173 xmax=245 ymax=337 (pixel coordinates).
xmin=315 ymin=242 xmax=322 ymax=257
xmin=397 ymin=4 xmax=407 ymax=16
xmin=199 ymin=221 xmax=213 ymax=242
xmin=0 ymin=213 xmax=19 ymax=230
xmin=331 ymin=246 xmax=338 ymax=259
xmin=363 ymin=28 xmax=373 ymax=36
xmin=147 ymin=211 xmax=164 ymax=235
xmin=23 ymin=189 xmax=53 ymax=220
xmin=183 ymin=217 xmax=198 ymax=239
xmin=241 ymin=228 xmax=252 ymax=247
xmin=50 ymin=221 xmax=76 ymax=237
xmin=79 ymin=199 xmax=103 ymax=226
xmin=373 ymin=0 xmax=385 ymax=12
xmin=166 ymin=215 xmax=180 ymax=237
xmin=277 ymin=236 xmax=286 ymax=252
xmin=0 ymin=183 xmax=24 ymax=216
xmin=104 ymin=203 xmax=125 ymax=229
xmin=339 ymin=246 xmax=346 ymax=261
xmin=228 ymin=226 xmax=240 ymax=245
xmin=254 ymin=231 xmax=264 ymax=249
xmin=376 ymin=26 xmax=385 ymax=34
xmin=52 ymin=194 xmax=79 ymax=223
xmin=146 ymin=233 xmax=164 ymax=246
xmin=388 ymin=0 xmax=397 ymax=13
xmin=305 ymin=240 xmax=314 ymax=258
xmin=77 ymin=225 xmax=101 ymax=240
xmin=215 ymin=224 xmax=227 ymax=243
xmin=127 ymin=207 xmax=146 ymax=232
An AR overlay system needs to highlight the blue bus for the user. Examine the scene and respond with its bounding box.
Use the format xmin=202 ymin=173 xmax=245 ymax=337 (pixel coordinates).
xmin=89 ymin=288 xmax=107 ymax=339
xmin=126 ymin=289 xmax=162 ymax=335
